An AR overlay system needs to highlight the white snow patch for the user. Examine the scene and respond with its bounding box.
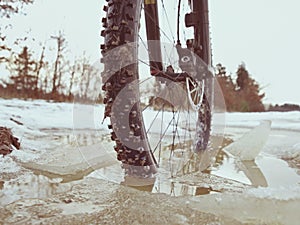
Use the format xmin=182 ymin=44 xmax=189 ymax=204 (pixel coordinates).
xmin=10 ymin=148 xmax=41 ymax=163
xmin=223 ymin=111 xmax=300 ymax=131
xmin=0 ymin=98 xmax=107 ymax=131
xmin=0 ymin=156 xmax=21 ymax=173
xmin=246 ymin=186 xmax=300 ymax=200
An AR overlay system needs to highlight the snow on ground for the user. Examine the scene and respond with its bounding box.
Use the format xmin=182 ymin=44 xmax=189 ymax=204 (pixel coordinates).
xmin=1 ymin=98 xmax=300 ymax=169
xmin=212 ymin=110 xmax=300 ymax=160
xmin=0 ymin=99 xmax=107 ymax=176
xmin=0 ymin=99 xmax=300 ymax=224
xmin=1 ymin=98 xmax=300 ymax=135
xmin=223 ymin=111 xmax=300 ymax=131
xmin=0 ymin=98 xmax=107 ymax=132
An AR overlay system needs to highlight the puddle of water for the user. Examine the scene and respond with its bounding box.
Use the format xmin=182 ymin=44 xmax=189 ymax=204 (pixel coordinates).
xmin=38 ymin=129 xmax=107 ymax=147
xmin=90 ymin=133 xmax=300 ymax=195
xmin=1 ymin=130 xmax=300 ymax=206
xmin=92 ymin=153 xmax=299 ymax=197
xmin=0 ymin=173 xmax=77 ymax=206
xmin=1 ymin=130 xmax=107 ymax=206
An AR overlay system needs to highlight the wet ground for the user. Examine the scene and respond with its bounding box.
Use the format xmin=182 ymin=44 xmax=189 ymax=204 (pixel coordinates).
xmin=0 ymin=126 xmax=300 ymax=224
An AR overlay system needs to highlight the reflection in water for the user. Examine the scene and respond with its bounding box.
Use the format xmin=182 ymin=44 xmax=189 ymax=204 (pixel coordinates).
xmin=195 ymin=186 xmax=221 ymax=195
xmin=103 ymin=149 xmax=269 ymax=197
xmin=207 ymin=148 xmax=268 ymax=187
xmin=36 ymin=130 xmax=238 ymax=196
xmin=119 ymin=135 xmax=270 ymax=196
xmin=237 ymin=160 xmax=268 ymax=187
xmin=0 ymin=130 xmax=108 ymax=206
xmin=63 ymin=132 xmax=270 ymax=195
xmin=0 ymin=173 xmax=75 ymax=206
xmin=39 ymin=129 xmax=108 ymax=148
xmin=122 ymin=176 xmax=155 ymax=193
xmin=4 ymin=130 xmax=299 ymax=205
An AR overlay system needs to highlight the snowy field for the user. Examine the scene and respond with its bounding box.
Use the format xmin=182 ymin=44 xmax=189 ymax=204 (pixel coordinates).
xmin=0 ymin=98 xmax=299 ymax=224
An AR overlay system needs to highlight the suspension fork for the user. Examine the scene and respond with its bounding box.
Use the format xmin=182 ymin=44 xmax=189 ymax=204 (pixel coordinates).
xmin=143 ymin=0 xmax=163 ymax=75
xmin=185 ymin=0 xmax=213 ymax=105
xmin=186 ymin=0 xmax=211 ymax=66
xmin=194 ymin=0 xmax=213 ymax=107
xmin=196 ymin=0 xmax=211 ymax=66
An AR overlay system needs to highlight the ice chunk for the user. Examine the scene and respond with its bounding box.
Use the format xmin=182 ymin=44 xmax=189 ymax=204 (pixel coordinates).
xmin=224 ymin=120 xmax=271 ymax=160
xmin=21 ymin=142 xmax=118 ymax=181
xmin=189 ymin=188 xmax=300 ymax=225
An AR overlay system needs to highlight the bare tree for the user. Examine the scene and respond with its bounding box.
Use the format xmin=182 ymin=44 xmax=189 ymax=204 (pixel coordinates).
xmin=68 ymin=60 xmax=78 ymax=98
xmin=0 ymin=0 xmax=34 ymax=18
xmin=51 ymin=31 xmax=67 ymax=95
xmin=72 ymin=54 xmax=101 ymax=100
xmin=78 ymin=56 xmax=90 ymax=98
xmin=0 ymin=0 xmax=34 ymax=62
xmin=35 ymin=44 xmax=45 ymax=93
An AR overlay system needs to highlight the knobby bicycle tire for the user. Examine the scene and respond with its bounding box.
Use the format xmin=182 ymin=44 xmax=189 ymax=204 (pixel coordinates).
xmin=101 ymin=0 xmax=212 ymax=177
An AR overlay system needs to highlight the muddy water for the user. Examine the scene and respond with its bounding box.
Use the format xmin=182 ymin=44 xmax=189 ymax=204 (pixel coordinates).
xmin=1 ymin=127 xmax=299 ymax=208
xmin=92 ymin=139 xmax=300 ymax=196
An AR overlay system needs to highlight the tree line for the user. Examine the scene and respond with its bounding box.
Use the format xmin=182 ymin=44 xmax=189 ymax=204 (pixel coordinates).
xmin=1 ymin=0 xmax=34 ymax=62
xmin=0 ymin=31 xmax=102 ymax=102
xmin=0 ymin=0 xmax=266 ymax=111
xmin=215 ymin=63 xmax=265 ymax=112
xmin=0 ymin=0 xmax=102 ymax=102
xmin=0 ymin=38 xmax=265 ymax=109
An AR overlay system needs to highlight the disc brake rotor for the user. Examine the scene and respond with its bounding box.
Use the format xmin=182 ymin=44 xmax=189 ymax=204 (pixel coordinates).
xmin=186 ymin=77 xmax=205 ymax=110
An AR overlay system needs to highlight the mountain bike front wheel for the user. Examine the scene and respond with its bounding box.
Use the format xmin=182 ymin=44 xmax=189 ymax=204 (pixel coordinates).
xmin=101 ymin=0 xmax=213 ymax=177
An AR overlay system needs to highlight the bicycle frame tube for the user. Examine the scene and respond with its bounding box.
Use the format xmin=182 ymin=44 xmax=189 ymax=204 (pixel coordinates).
xmin=143 ymin=0 xmax=163 ymax=74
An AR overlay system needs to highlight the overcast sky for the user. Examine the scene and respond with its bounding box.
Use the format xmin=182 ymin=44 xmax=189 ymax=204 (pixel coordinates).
xmin=210 ymin=0 xmax=300 ymax=105
xmin=4 ymin=0 xmax=300 ymax=105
